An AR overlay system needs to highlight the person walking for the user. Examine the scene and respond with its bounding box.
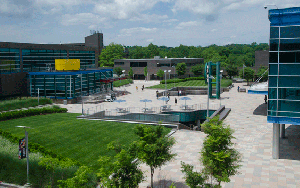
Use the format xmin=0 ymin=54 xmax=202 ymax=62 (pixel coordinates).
xmin=237 ymin=86 xmax=240 ymax=92
xmin=136 ymin=86 xmax=138 ymax=91
xmin=156 ymin=90 xmax=159 ymax=99
xmin=178 ymin=90 xmax=179 ymax=96
xmin=264 ymin=95 xmax=267 ymax=104
xmin=167 ymin=93 xmax=170 ymax=99
xmin=175 ymin=98 xmax=177 ymax=105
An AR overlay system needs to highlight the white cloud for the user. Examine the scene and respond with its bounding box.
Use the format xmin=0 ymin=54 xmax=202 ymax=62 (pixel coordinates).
xmin=129 ymin=14 xmax=168 ymax=22
xmin=61 ymin=13 xmax=106 ymax=26
xmin=118 ymin=27 xmax=158 ymax=37
xmin=211 ymin=29 xmax=217 ymax=32
xmin=93 ymin=0 xmax=166 ymax=19
xmin=163 ymin=19 xmax=179 ymax=23
xmin=147 ymin=39 xmax=154 ymax=43
xmin=175 ymin=21 xmax=201 ymax=29
xmin=0 ymin=0 xmax=30 ymax=15
xmin=230 ymin=35 xmax=236 ymax=38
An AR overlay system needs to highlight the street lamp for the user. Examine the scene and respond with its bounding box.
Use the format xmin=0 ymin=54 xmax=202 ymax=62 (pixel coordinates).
xmin=15 ymin=126 xmax=33 ymax=187
xmin=207 ymin=76 xmax=215 ymax=120
xmin=122 ymin=70 xmax=125 ymax=92
xmin=220 ymin=70 xmax=223 ymax=107
xmin=164 ymin=70 xmax=171 ymax=96
xmin=77 ymin=74 xmax=84 ymax=116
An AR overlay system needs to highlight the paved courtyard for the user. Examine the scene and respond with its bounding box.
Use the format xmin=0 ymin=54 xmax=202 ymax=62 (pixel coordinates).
xmin=56 ymin=80 xmax=300 ymax=188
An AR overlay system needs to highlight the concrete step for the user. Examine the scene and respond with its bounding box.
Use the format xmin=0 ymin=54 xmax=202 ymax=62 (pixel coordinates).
xmin=219 ymin=108 xmax=231 ymax=121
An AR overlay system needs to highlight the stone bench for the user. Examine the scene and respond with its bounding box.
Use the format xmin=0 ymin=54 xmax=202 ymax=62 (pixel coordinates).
xmin=239 ymin=88 xmax=246 ymax=92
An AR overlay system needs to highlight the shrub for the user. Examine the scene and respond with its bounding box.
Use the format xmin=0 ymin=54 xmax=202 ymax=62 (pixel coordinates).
xmin=0 ymin=97 xmax=53 ymax=112
xmin=160 ymin=77 xmax=205 ymax=84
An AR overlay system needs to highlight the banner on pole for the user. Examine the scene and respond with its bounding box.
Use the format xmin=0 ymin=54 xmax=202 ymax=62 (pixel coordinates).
xmin=19 ymin=137 xmax=26 ymax=159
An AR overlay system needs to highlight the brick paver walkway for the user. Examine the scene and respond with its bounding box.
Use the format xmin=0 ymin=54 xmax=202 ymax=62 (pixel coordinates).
xmin=56 ymin=81 xmax=300 ymax=188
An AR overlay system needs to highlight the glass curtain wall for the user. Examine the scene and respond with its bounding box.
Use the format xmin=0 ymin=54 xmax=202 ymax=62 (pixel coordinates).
xmin=69 ymin=51 xmax=95 ymax=70
xmin=22 ymin=49 xmax=67 ymax=72
xmin=0 ymin=48 xmax=21 ymax=74
xmin=268 ymin=25 xmax=300 ymax=118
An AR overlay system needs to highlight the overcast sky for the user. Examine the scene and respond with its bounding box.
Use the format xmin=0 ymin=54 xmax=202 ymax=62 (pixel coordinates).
xmin=0 ymin=0 xmax=299 ymax=47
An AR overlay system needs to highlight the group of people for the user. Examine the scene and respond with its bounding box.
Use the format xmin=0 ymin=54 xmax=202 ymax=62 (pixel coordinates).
xmin=136 ymin=85 xmax=145 ymax=91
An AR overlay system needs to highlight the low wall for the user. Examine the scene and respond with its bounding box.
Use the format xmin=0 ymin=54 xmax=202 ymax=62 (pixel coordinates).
xmin=51 ymin=97 xmax=79 ymax=104
xmin=160 ymin=87 xmax=226 ymax=96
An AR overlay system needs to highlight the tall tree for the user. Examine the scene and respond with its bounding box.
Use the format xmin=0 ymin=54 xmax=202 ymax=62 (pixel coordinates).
xmin=176 ymin=62 xmax=187 ymax=77
xmin=128 ymin=67 xmax=133 ymax=79
xmin=99 ymin=43 xmax=124 ymax=67
xmin=113 ymin=67 xmax=123 ymax=77
xmin=225 ymin=64 xmax=239 ymax=79
xmin=201 ymin=116 xmax=242 ymax=186
xmin=147 ymin=43 xmax=160 ymax=58
xmin=157 ymin=69 xmax=164 ymax=80
xmin=239 ymin=67 xmax=255 ymax=85
xmin=256 ymin=65 xmax=268 ymax=82
xmin=134 ymin=124 xmax=176 ymax=188
xmin=144 ymin=66 xmax=148 ymax=79
xmin=190 ymin=64 xmax=204 ymax=76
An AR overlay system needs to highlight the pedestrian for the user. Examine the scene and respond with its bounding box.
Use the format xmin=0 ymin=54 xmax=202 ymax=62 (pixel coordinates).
xmin=237 ymin=86 xmax=240 ymax=92
xmin=175 ymin=98 xmax=177 ymax=105
xmin=179 ymin=90 xmax=182 ymax=96
xmin=264 ymin=95 xmax=267 ymax=104
xmin=167 ymin=93 xmax=170 ymax=99
xmin=142 ymin=85 xmax=144 ymax=91
xmin=136 ymin=86 xmax=138 ymax=91
xmin=178 ymin=90 xmax=179 ymax=96
xmin=156 ymin=90 xmax=158 ymax=99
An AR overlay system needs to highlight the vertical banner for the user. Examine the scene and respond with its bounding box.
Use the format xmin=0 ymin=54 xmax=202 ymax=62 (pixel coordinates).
xmin=19 ymin=137 xmax=26 ymax=159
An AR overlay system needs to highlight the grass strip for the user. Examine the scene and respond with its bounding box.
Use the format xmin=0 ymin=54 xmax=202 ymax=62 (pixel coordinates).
xmin=0 ymin=97 xmax=53 ymax=112
xmin=113 ymin=79 xmax=133 ymax=87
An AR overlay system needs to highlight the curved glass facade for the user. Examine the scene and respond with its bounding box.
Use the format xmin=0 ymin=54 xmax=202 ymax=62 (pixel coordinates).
xmin=268 ymin=25 xmax=300 ymax=118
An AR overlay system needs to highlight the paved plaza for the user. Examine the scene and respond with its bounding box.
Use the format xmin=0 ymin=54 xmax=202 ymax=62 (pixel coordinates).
xmin=55 ymin=80 xmax=300 ymax=188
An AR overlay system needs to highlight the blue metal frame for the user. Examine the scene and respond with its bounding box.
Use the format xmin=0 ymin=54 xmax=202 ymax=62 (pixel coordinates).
xmin=27 ymin=69 xmax=113 ymax=76
xmin=269 ymin=7 xmax=300 ymax=26
xmin=247 ymin=90 xmax=268 ymax=95
xmin=268 ymin=116 xmax=300 ymax=125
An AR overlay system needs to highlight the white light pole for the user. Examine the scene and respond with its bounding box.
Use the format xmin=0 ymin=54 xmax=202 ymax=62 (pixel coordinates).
xmin=15 ymin=126 xmax=33 ymax=187
xmin=172 ymin=65 xmax=176 ymax=88
xmin=207 ymin=76 xmax=215 ymax=120
xmin=243 ymin=64 xmax=246 ymax=79
xmin=164 ymin=70 xmax=167 ymax=96
xmin=77 ymin=74 xmax=84 ymax=116
xmin=122 ymin=70 xmax=125 ymax=92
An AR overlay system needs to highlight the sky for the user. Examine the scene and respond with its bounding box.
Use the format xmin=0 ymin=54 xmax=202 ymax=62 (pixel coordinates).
xmin=0 ymin=0 xmax=300 ymax=47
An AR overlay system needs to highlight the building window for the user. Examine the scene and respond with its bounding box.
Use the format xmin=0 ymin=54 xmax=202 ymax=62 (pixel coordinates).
xmin=115 ymin=62 xmax=124 ymax=65
xmin=130 ymin=62 xmax=147 ymax=67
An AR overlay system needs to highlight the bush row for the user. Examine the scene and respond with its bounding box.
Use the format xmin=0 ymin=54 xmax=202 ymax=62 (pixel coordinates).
xmin=160 ymin=77 xmax=205 ymax=84
xmin=113 ymin=78 xmax=133 ymax=87
xmin=0 ymin=128 xmax=80 ymax=167
xmin=0 ymin=107 xmax=67 ymax=121
xmin=0 ymin=98 xmax=53 ymax=112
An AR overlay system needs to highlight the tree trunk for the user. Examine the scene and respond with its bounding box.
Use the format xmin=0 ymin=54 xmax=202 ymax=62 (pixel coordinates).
xmin=151 ymin=167 xmax=154 ymax=188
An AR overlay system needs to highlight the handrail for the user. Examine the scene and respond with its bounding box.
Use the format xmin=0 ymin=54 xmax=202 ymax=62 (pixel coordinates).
xmin=250 ymin=68 xmax=269 ymax=87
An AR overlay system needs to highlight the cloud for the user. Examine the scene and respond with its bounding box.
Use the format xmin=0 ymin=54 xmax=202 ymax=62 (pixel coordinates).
xmin=129 ymin=14 xmax=168 ymax=22
xmin=61 ymin=13 xmax=106 ymax=26
xmin=118 ymin=27 xmax=158 ymax=37
xmin=175 ymin=21 xmax=201 ymax=29
xmin=211 ymin=29 xmax=217 ymax=32
xmin=93 ymin=0 xmax=166 ymax=20
xmin=0 ymin=0 xmax=32 ymax=16
xmin=146 ymin=39 xmax=154 ymax=43
xmin=163 ymin=19 xmax=179 ymax=23
xmin=230 ymin=35 xmax=236 ymax=38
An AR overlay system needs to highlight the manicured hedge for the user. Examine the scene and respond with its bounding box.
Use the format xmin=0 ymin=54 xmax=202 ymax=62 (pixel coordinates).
xmin=160 ymin=77 xmax=205 ymax=84
xmin=0 ymin=107 xmax=68 ymax=121
xmin=0 ymin=129 xmax=80 ymax=166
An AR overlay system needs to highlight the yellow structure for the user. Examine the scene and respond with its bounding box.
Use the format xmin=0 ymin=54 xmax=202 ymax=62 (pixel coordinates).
xmin=55 ymin=59 xmax=80 ymax=71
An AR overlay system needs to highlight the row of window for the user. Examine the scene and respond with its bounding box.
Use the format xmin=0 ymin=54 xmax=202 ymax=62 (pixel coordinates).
xmin=130 ymin=62 xmax=147 ymax=67
xmin=270 ymin=26 xmax=300 ymax=39
xmin=270 ymin=39 xmax=300 ymax=51
xmin=269 ymin=52 xmax=300 ymax=63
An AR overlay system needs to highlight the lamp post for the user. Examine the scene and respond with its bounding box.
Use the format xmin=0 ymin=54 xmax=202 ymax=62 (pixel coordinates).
xmin=164 ymin=70 xmax=167 ymax=96
xmin=220 ymin=70 xmax=223 ymax=107
xmin=15 ymin=126 xmax=33 ymax=187
xmin=172 ymin=65 xmax=176 ymax=88
xmin=207 ymin=76 xmax=215 ymax=120
xmin=122 ymin=70 xmax=125 ymax=92
xmin=77 ymin=74 xmax=84 ymax=116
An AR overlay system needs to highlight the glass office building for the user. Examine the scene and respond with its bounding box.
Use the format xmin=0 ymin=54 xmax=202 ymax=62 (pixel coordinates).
xmin=0 ymin=48 xmax=21 ymax=74
xmin=267 ymin=7 xmax=300 ymax=159
xmin=268 ymin=7 xmax=300 ymax=124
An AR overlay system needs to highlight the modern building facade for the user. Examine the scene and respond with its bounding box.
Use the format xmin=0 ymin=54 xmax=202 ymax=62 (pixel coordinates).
xmin=267 ymin=7 xmax=300 ymax=158
xmin=114 ymin=56 xmax=204 ymax=80
xmin=0 ymin=32 xmax=115 ymax=101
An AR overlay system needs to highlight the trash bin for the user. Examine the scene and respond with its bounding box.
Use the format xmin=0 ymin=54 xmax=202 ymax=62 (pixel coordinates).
xmin=63 ymin=100 xmax=67 ymax=105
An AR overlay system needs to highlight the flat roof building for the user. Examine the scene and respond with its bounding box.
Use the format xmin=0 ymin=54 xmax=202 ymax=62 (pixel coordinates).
xmin=114 ymin=56 xmax=204 ymax=80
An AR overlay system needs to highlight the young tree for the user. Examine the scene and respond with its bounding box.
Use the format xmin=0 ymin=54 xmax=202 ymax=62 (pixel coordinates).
xmin=225 ymin=64 xmax=239 ymax=79
xmin=190 ymin=64 xmax=204 ymax=77
xmin=114 ymin=67 xmax=123 ymax=77
xmin=200 ymin=116 xmax=242 ymax=187
xmin=134 ymin=124 xmax=176 ymax=188
xmin=180 ymin=161 xmax=207 ymax=188
xmin=98 ymin=43 xmax=124 ymax=67
xmin=144 ymin=66 xmax=148 ymax=80
xmin=97 ymin=141 xmax=144 ymax=188
xmin=239 ymin=67 xmax=255 ymax=85
xmin=128 ymin=67 xmax=134 ymax=79
xmin=157 ymin=69 xmax=164 ymax=80
xmin=256 ymin=66 xmax=268 ymax=82
xmin=176 ymin=62 xmax=187 ymax=77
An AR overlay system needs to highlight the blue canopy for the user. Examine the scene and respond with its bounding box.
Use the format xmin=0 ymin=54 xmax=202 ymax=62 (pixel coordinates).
xmin=180 ymin=97 xmax=191 ymax=106
xmin=158 ymin=96 xmax=169 ymax=101
xmin=140 ymin=99 xmax=152 ymax=108
xmin=114 ymin=99 xmax=126 ymax=103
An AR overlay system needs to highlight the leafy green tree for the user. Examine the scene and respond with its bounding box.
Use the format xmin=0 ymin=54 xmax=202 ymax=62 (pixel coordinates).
xmin=99 ymin=43 xmax=124 ymax=67
xmin=144 ymin=66 xmax=148 ymax=79
xmin=58 ymin=166 xmax=97 ymax=188
xmin=113 ymin=67 xmax=123 ymax=77
xmin=191 ymin=64 xmax=204 ymax=76
xmin=134 ymin=124 xmax=177 ymax=188
xmin=256 ymin=66 xmax=268 ymax=82
xmin=147 ymin=43 xmax=160 ymax=58
xmin=225 ymin=64 xmax=239 ymax=79
xmin=239 ymin=67 xmax=255 ymax=85
xmin=128 ymin=67 xmax=133 ymax=79
xmin=180 ymin=161 xmax=207 ymax=188
xmin=201 ymin=116 xmax=242 ymax=186
xmin=97 ymin=141 xmax=144 ymax=188
xmin=157 ymin=69 xmax=164 ymax=80
xmin=176 ymin=63 xmax=187 ymax=77
xmin=129 ymin=46 xmax=147 ymax=59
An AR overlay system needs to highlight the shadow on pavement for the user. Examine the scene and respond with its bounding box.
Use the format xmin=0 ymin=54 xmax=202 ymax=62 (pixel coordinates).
xmin=280 ymin=125 xmax=300 ymax=160
xmin=147 ymin=180 xmax=189 ymax=188
xmin=253 ymin=103 xmax=267 ymax=116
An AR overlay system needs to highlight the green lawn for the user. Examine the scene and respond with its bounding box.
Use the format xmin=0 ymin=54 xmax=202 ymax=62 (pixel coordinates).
xmin=0 ymin=113 xmax=171 ymax=170
xmin=113 ymin=79 xmax=133 ymax=87
xmin=147 ymin=79 xmax=232 ymax=89
xmin=0 ymin=97 xmax=53 ymax=112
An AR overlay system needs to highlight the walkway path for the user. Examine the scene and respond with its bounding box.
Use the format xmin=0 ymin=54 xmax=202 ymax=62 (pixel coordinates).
xmin=55 ymin=81 xmax=300 ymax=188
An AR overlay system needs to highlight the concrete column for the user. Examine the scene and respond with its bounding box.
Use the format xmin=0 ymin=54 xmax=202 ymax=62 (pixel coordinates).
xmin=272 ymin=123 xmax=280 ymax=159
xmin=280 ymin=124 xmax=286 ymax=139
xmin=196 ymin=120 xmax=201 ymax=131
